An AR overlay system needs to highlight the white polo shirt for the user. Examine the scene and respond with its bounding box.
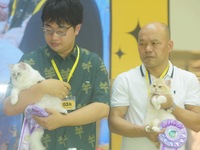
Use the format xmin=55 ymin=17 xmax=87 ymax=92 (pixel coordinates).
xmin=111 ymin=61 xmax=200 ymax=150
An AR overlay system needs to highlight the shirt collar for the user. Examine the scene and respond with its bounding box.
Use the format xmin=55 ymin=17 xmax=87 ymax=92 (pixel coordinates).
xmin=44 ymin=45 xmax=78 ymax=61
xmin=140 ymin=61 xmax=174 ymax=78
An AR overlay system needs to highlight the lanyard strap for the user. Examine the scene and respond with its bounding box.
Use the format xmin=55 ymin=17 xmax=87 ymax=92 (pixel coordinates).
xmin=10 ymin=0 xmax=17 ymax=17
xmin=51 ymin=46 xmax=80 ymax=82
xmin=32 ymin=0 xmax=47 ymax=15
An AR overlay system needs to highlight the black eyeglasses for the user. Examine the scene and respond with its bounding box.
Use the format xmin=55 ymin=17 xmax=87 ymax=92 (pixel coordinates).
xmin=42 ymin=26 xmax=72 ymax=36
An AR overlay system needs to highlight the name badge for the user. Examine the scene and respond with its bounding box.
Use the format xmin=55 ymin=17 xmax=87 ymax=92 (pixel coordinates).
xmin=62 ymin=96 xmax=76 ymax=110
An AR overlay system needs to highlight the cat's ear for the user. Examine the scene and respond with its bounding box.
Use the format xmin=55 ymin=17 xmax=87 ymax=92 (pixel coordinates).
xmin=165 ymin=80 xmax=171 ymax=87
xmin=19 ymin=62 xmax=27 ymax=70
xmin=9 ymin=64 xmax=14 ymax=69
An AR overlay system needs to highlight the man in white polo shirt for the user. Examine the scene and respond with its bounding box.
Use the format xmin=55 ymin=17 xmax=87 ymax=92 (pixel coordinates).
xmin=108 ymin=22 xmax=200 ymax=150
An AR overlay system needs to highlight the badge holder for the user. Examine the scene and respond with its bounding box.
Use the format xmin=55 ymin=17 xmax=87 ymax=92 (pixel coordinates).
xmin=62 ymin=96 xmax=76 ymax=110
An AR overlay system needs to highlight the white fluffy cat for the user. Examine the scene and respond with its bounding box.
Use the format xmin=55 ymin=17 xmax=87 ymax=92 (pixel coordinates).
xmin=144 ymin=78 xmax=175 ymax=133
xmin=10 ymin=62 xmax=67 ymax=150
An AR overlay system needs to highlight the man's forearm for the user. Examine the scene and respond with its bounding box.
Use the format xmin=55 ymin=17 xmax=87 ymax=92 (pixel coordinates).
xmin=3 ymin=83 xmax=44 ymax=115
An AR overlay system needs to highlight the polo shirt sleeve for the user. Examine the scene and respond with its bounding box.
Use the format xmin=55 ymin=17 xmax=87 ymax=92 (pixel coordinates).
xmin=111 ymin=73 xmax=130 ymax=107
xmin=184 ymin=74 xmax=200 ymax=106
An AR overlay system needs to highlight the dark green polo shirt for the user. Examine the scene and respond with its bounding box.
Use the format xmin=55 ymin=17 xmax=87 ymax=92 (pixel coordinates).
xmin=20 ymin=45 xmax=110 ymax=150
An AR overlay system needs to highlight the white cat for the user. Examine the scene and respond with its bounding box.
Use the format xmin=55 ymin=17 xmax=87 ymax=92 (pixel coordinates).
xmin=144 ymin=78 xmax=175 ymax=133
xmin=10 ymin=62 xmax=67 ymax=150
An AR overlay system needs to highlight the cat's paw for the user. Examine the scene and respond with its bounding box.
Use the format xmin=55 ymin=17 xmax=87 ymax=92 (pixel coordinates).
xmin=152 ymin=126 xmax=160 ymax=132
xmin=157 ymin=95 xmax=167 ymax=103
xmin=154 ymin=104 xmax=161 ymax=110
xmin=11 ymin=96 xmax=18 ymax=105
xmin=152 ymin=96 xmax=167 ymax=109
xmin=151 ymin=96 xmax=161 ymax=109
xmin=145 ymin=124 xmax=160 ymax=133
xmin=59 ymin=108 xmax=68 ymax=114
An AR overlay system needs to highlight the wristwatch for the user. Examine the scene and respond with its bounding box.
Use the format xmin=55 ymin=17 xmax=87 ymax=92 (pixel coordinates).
xmin=166 ymin=103 xmax=176 ymax=113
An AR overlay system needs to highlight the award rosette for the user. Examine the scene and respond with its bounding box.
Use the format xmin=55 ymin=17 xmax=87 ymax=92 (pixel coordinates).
xmin=158 ymin=119 xmax=187 ymax=150
xmin=18 ymin=105 xmax=49 ymax=150
xmin=24 ymin=105 xmax=49 ymax=124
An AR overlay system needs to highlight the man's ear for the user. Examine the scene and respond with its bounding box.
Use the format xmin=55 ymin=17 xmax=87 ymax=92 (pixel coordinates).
xmin=75 ymin=24 xmax=82 ymax=36
xmin=168 ymin=40 xmax=174 ymax=53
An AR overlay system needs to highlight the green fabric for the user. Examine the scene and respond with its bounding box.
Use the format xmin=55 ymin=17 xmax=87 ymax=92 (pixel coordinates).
xmin=20 ymin=45 xmax=110 ymax=150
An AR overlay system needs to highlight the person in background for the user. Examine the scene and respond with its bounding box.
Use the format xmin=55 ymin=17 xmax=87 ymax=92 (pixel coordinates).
xmin=0 ymin=0 xmax=8 ymax=32
xmin=1 ymin=0 xmax=46 ymax=46
xmin=108 ymin=22 xmax=200 ymax=150
xmin=0 ymin=0 xmax=46 ymax=82
xmin=3 ymin=0 xmax=110 ymax=149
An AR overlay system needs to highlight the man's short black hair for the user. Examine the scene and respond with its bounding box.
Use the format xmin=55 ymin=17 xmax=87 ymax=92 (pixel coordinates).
xmin=41 ymin=0 xmax=83 ymax=27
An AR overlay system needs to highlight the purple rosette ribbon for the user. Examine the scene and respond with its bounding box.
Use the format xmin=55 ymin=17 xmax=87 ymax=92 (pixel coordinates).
xmin=158 ymin=119 xmax=187 ymax=150
xmin=17 ymin=105 xmax=49 ymax=150
xmin=24 ymin=105 xmax=49 ymax=127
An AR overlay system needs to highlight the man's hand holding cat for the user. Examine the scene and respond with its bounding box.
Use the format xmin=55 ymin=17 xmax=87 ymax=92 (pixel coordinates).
xmin=145 ymin=127 xmax=165 ymax=149
xmin=160 ymin=94 xmax=174 ymax=109
xmin=39 ymin=79 xmax=71 ymax=99
xmin=145 ymin=128 xmax=165 ymax=143
xmin=33 ymin=108 xmax=66 ymax=130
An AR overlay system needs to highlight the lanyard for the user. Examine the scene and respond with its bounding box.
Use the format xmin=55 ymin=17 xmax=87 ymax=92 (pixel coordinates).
xmin=33 ymin=0 xmax=47 ymax=15
xmin=145 ymin=64 xmax=169 ymax=85
xmin=10 ymin=0 xmax=17 ymax=17
xmin=51 ymin=46 xmax=80 ymax=82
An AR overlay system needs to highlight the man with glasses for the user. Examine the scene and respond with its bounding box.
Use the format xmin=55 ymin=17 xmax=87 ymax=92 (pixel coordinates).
xmin=18 ymin=0 xmax=104 ymax=59
xmin=3 ymin=0 xmax=110 ymax=150
xmin=42 ymin=25 xmax=72 ymax=37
